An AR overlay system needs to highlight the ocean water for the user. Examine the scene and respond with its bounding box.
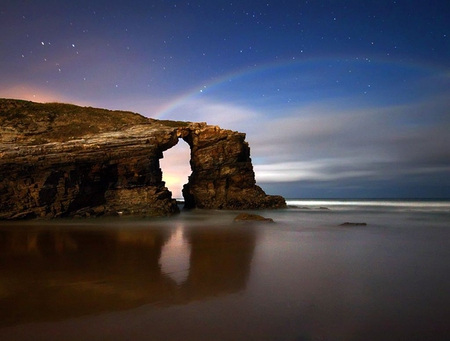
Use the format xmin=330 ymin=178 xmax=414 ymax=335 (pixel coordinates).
xmin=0 ymin=199 xmax=449 ymax=340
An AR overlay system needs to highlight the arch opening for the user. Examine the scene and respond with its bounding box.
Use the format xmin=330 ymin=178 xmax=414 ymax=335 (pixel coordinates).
xmin=160 ymin=139 xmax=192 ymax=201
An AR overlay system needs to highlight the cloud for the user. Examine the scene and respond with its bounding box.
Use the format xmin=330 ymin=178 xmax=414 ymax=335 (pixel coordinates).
xmin=254 ymin=159 xmax=379 ymax=182
xmin=158 ymin=90 xmax=450 ymax=196
xmin=255 ymin=159 xmax=450 ymax=184
xmin=249 ymin=95 xmax=450 ymax=185
xmin=162 ymin=97 xmax=259 ymax=130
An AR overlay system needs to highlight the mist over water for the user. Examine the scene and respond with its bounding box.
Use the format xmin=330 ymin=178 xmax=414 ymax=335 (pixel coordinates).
xmin=1 ymin=200 xmax=449 ymax=340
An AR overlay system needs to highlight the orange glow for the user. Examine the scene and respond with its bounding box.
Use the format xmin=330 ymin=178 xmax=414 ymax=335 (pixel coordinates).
xmin=0 ymin=84 xmax=89 ymax=105
xmin=160 ymin=141 xmax=191 ymax=199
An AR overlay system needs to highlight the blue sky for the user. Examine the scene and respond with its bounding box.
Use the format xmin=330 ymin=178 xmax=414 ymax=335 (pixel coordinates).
xmin=1 ymin=0 xmax=449 ymax=198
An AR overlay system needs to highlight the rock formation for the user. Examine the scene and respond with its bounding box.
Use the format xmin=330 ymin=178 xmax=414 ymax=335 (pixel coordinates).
xmin=339 ymin=222 xmax=367 ymax=226
xmin=0 ymin=99 xmax=285 ymax=219
xmin=233 ymin=213 xmax=275 ymax=223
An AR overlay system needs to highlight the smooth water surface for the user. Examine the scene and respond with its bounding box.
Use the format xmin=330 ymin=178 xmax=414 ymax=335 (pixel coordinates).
xmin=1 ymin=200 xmax=449 ymax=340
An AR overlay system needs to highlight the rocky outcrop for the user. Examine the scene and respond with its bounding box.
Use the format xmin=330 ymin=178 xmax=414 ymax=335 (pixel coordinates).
xmin=339 ymin=222 xmax=367 ymax=226
xmin=0 ymin=99 xmax=285 ymax=219
xmin=180 ymin=124 xmax=285 ymax=210
xmin=233 ymin=213 xmax=275 ymax=223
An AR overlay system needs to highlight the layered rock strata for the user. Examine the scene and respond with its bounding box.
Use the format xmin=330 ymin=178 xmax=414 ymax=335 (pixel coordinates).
xmin=0 ymin=99 xmax=285 ymax=219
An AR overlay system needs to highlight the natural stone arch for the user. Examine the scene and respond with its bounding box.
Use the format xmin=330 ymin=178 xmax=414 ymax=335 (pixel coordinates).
xmin=0 ymin=99 xmax=285 ymax=219
xmin=174 ymin=124 xmax=286 ymax=210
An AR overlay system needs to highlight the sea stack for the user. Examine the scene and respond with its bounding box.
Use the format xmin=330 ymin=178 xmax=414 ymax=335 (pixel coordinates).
xmin=0 ymin=99 xmax=286 ymax=219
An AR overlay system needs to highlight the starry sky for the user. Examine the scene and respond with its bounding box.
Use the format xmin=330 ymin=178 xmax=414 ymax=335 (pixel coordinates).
xmin=1 ymin=0 xmax=449 ymax=198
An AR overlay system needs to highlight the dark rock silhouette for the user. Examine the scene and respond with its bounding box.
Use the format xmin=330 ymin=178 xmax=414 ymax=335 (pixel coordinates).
xmin=339 ymin=222 xmax=367 ymax=226
xmin=0 ymin=99 xmax=285 ymax=219
xmin=233 ymin=212 xmax=274 ymax=222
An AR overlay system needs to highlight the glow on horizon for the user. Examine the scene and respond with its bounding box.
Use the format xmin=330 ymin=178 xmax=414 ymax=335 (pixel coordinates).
xmin=160 ymin=140 xmax=191 ymax=199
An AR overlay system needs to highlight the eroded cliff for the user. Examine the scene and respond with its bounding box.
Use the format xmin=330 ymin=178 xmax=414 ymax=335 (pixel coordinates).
xmin=0 ymin=99 xmax=285 ymax=219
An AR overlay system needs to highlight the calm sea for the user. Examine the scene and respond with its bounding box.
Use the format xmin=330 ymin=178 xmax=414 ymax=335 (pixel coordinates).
xmin=1 ymin=199 xmax=449 ymax=340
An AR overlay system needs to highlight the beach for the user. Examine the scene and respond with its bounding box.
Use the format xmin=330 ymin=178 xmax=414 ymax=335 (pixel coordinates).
xmin=1 ymin=199 xmax=449 ymax=340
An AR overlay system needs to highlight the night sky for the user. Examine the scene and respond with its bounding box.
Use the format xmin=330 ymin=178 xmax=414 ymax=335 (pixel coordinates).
xmin=1 ymin=0 xmax=449 ymax=198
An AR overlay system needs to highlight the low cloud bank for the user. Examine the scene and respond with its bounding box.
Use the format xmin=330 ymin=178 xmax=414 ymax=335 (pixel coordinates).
xmin=162 ymin=94 xmax=450 ymax=197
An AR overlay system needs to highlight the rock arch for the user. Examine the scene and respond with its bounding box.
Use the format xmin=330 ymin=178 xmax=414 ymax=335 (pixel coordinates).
xmin=0 ymin=99 xmax=285 ymax=219
xmin=176 ymin=123 xmax=286 ymax=210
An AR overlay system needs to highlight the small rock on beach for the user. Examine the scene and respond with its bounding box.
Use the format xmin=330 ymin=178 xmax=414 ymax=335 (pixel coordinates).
xmin=339 ymin=222 xmax=367 ymax=226
xmin=234 ymin=213 xmax=274 ymax=223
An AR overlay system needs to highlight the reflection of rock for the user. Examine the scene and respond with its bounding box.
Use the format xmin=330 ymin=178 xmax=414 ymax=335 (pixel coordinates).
xmin=0 ymin=226 xmax=172 ymax=325
xmin=0 ymin=224 xmax=256 ymax=325
xmin=233 ymin=212 xmax=274 ymax=223
xmin=0 ymin=99 xmax=285 ymax=219
xmin=181 ymin=227 xmax=256 ymax=299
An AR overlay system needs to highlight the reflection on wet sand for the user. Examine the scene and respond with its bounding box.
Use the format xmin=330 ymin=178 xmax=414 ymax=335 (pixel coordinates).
xmin=0 ymin=224 xmax=256 ymax=326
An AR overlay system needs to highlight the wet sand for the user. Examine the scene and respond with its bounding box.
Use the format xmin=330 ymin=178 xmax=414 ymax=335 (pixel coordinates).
xmin=1 ymin=204 xmax=450 ymax=340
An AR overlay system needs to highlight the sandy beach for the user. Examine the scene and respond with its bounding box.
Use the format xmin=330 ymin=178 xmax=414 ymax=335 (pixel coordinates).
xmin=1 ymin=200 xmax=449 ymax=340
